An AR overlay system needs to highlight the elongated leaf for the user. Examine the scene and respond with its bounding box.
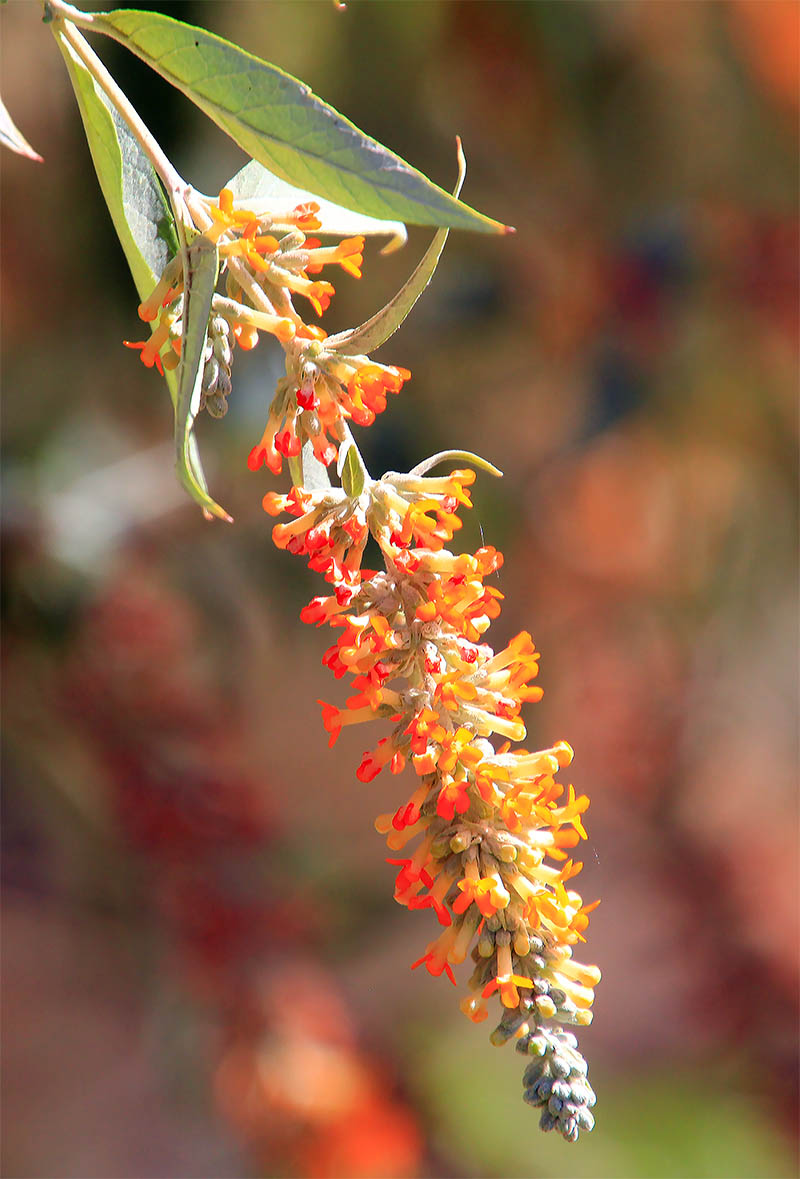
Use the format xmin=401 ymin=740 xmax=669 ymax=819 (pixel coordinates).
xmin=0 ymin=96 xmax=43 ymax=161
xmin=82 ymin=6 xmax=509 ymax=234
xmin=55 ymin=31 xmax=173 ymax=300
xmin=174 ymin=234 xmax=232 ymax=522
xmin=328 ymin=140 xmax=467 ymax=356
xmin=56 ymin=30 xmax=228 ymax=520
xmin=227 ymin=159 xmax=407 ymax=254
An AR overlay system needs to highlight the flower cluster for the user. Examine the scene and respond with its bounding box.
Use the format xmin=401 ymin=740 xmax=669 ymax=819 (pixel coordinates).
xmin=125 ymin=187 xmax=410 ymax=462
xmin=267 ymin=463 xmax=601 ymax=1140
xmin=126 ymin=182 xmax=600 ymax=1139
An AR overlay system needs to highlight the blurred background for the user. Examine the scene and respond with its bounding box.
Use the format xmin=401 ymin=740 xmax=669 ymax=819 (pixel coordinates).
xmin=2 ymin=2 xmax=798 ymax=1176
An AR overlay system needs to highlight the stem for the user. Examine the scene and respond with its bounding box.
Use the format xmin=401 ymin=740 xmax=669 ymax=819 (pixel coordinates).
xmin=47 ymin=3 xmax=191 ymax=226
xmin=212 ymin=293 xmax=289 ymax=334
xmin=225 ymin=257 xmax=281 ymax=319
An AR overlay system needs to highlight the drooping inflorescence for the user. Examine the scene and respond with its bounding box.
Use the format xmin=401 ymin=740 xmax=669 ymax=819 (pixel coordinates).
xmin=128 ymin=185 xmax=600 ymax=1140
xmin=268 ymin=467 xmax=601 ymax=1141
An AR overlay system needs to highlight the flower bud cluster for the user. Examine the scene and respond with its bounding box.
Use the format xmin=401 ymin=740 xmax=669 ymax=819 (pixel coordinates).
xmin=519 ymin=1026 xmax=596 ymax=1140
xmin=200 ymin=314 xmax=234 ymax=417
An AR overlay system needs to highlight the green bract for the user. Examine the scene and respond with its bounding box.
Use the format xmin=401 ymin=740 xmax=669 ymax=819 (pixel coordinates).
xmin=339 ymin=438 xmax=367 ymax=499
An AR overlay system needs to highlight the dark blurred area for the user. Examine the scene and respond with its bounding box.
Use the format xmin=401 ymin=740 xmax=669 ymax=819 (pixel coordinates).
xmin=2 ymin=2 xmax=798 ymax=1177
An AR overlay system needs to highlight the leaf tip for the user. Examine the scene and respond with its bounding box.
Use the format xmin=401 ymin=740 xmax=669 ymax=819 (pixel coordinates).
xmin=9 ymin=140 xmax=44 ymax=163
xmin=204 ymin=506 xmax=234 ymax=524
xmin=502 ymin=224 xmax=517 ymax=236
xmin=0 ymin=97 xmax=44 ymax=161
xmin=378 ymin=225 xmax=408 ymax=255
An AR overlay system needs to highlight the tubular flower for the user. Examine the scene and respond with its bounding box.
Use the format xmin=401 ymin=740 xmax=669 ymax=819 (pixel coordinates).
xmin=265 ymin=461 xmax=601 ymax=1140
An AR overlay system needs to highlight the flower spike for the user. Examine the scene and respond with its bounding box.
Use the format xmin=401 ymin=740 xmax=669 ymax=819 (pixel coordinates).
xmin=118 ymin=143 xmax=599 ymax=1140
xmin=267 ymin=459 xmax=601 ymax=1139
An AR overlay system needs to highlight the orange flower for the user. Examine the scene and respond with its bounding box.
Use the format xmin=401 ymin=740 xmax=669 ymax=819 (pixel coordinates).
xmin=305 ymin=235 xmax=365 ymax=279
xmin=452 ymin=870 xmax=510 ymax=918
xmin=123 ymin=314 xmax=173 ymax=375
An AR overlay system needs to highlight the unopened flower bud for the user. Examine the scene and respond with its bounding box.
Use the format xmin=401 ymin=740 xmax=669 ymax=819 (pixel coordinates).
xmin=204 ymin=356 xmax=220 ymax=391
xmin=449 ymin=830 xmax=472 ymax=854
xmin=205 ymin=393 xmax=228 ymax=418
xmin=478 ymin=930 xmax=495 ymax=958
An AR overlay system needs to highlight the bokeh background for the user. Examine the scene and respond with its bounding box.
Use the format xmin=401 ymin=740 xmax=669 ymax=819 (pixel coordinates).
xmin=2 ymin=2 xmax=798 ymax=1176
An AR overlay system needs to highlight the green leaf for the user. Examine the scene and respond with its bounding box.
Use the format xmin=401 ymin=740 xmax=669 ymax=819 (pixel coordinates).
xmin=84 ymin=6 xmax=510 ymax=233
xmin=0 ymin=95 xmax=43 ymax=162
xmin=174 ymin=233 xmax=232 ymax=522
xmin=55 ymin=31 xmax=174 ymax=301
xmin=56 ymin=31 xmax=228 ymax=521
xmin=328 ymin=139 xmax=468 ymax=356
xmin=227 ymin=159 xmax=407 ymax=254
